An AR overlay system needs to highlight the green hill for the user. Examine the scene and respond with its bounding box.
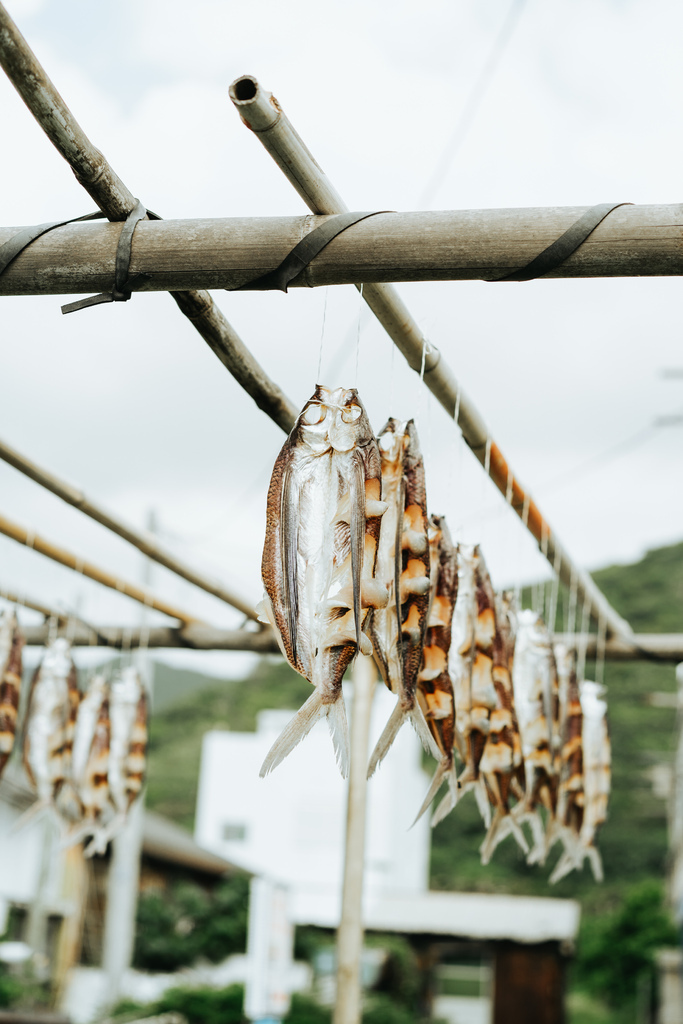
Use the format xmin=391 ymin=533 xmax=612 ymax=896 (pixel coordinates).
xmin=146 ymin=540 xmax=683 ymax=913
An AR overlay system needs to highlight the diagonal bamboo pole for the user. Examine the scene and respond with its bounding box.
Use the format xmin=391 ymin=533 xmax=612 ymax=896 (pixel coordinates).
xmin=0 ymin=435 xmax=259 ymax=621
xmin=229 ymin=74 xmax=632 ymax=641
xmin=0 ymin=510 xmax=203 ymax=626
xmin=0 ymin=2 xmax=297 ymax=435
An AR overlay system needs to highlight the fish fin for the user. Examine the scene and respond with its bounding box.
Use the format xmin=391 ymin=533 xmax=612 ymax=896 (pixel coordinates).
xmin=412 ymin=757 xmax=451 ymax=826
xmin=349 ymin=452 xmax=366 ymax=652
xmin=326 ymin=696 xmax=350 ymax=779
xmin=523 ymin=810 xmax=548 ymax=865
xmin=367 ymin=701 xmax=404 ymax=778
xmin=260 ymin=690 xmax=348 ymax=778
xmin=473 ymin=778 xmax=492 ymax=828
xmin=281 ymin=463 xmax=299 ymax=666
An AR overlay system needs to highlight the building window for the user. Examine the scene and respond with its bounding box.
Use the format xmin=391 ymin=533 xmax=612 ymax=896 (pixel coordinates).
xmin=222 ymin=823 xmax=247 ymax=842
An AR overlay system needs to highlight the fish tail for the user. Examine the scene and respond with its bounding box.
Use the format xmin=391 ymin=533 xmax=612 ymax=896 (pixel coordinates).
xmin=548 ymin=849 xmax=576 ymax=885
xmin=480 ymin=809 xmax=530 ymax=865
xmin=586 ymin=845 xmax=604 ymax=883
xmin=430 ymin=765 xmax=460 ymax=827
xmin=473 ymin=778 xmax=492 ymax=829
xmin=408 ymin=704 xmax=442 ymax=761
xmin=7 ymin=798 xmax=49 ymax=835
xmin=367 ymin=701 xmax=405 ymax=778
xmin=412 ymin=757 xmax=451 ymax=826
xmin=524 ymin=810 xmax=548 ymax=865
xmin=260 ymin=690 xmax=349 ymax=778
xmin=84 ymin=815 xmax=125 ymax=858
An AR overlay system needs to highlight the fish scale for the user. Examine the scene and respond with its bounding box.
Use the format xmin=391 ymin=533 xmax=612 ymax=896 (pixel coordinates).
xmin=414 ymin=515 xmax=460 ymax=823
xmin=23 ymin=637 xmax=77 ymax=810
xmin=367 ymin=419 xmax=438 ymax=777
xmin=259 ymin=386 xmax=387 ymax=778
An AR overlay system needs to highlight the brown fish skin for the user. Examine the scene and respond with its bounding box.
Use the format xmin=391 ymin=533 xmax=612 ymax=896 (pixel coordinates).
xmin=259 ymin=386 xmax=387 ymax=777
xmin=555 ymin=645 xmax=584 ymax=837
xmin=414 ymin=516 xmax=460 ymax=821
xmin=463 ymin=547 xmax=498 ymax=785
xmin=124 ymin=691 xmax=148 ymax=809
xmin=368 ymin=420 xmax=439 ymax=774
xmin=0 ymin=614 xmax=23 ymax=778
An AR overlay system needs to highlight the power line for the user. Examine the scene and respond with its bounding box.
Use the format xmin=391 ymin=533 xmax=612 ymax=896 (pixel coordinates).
xmin=419 ymin=0 xmax=529 ymax=208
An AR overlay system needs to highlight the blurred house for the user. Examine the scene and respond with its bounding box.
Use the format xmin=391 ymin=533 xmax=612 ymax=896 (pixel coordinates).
xmin=195 ymin=686 xmax=581 ymax=1024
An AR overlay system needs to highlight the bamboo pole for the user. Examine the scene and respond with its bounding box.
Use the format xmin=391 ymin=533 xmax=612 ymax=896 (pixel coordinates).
xmin=334 ymin=655 xmax=376 ymax=1024
xmin=21 ymin=621 xmax=280 ymax=651
xmin=0 ymin=510 xmax=204 ymax=625
xmin=17 ymin=621 xmax=683 ymax=661
xmin=2 ymin=205 xmax=683 ymax=294
xmin=0 ymin=435 xmax=259 ymax=621
xmin=0 ymin=2 xmax=297 ymax=434
xmin=229 ymin=75 xmax=632 ymax=641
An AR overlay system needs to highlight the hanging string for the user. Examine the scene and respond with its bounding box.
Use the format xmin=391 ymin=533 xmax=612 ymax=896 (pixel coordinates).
xmin=354 ymin=284 xmax=364 ymax=388
xmin=547 ymin=544 xmax=562 ymax=635
xmin=576 ymin=596 xmax=591 ymax=682
xmin=139 ymin=592 xmax=153 ymax=655
xmin=566 ymin=564 xmax=579 ymax=636
xmin=537 ymin=522 xmax=549 ymax=619
xmin=388 ymin=335 xmax=397 ymax=414
xmin=450 ymin=385 xmax=464 ymax=535
xmin=515 ymin=492 xmax=531 ymax=606
xmin=66 ymin=557 xmax=85 ymax=643
xmin=316 ymin=286 xmax=329 ymax=383
xmin=595 ymin=611 xmax=607 ymax=686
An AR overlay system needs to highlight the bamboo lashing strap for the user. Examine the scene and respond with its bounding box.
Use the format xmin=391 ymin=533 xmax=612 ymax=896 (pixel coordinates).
xmin=62 ymin=200 xmax=160 ymax=313
xmin=234 ymin=210 xmax=389 ymax=292
xmin=0 ymin=209 xmax=104 ymax=275
xmin=491 ymin=202 xmax=632 ymax=282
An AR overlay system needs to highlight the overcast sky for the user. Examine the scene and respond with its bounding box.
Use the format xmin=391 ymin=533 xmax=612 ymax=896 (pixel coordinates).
xmin=1 ymin=0 xmax=682 ymax=676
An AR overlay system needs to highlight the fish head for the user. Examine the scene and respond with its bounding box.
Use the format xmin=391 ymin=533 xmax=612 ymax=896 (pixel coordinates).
xmin=296 ymin=385 xmax=373 ymax=454
xmin=377 ymin=417 xmax=405 ymax=470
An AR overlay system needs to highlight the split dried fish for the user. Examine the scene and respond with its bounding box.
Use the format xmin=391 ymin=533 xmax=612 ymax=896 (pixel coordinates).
xmin=438 ymin=545 xmax=497 ymax=827
xmin=0 ymin=610 xmax=23 ymax=780
xmin=23 ymin=637 xmax=78 ymax=815
xmin=511 ymin=609 xmax=560 ymax=863
xmin=258 ymin=386 xmax=388 ymax=777
xmin=479 ymin=592 xmax=529 ymax=863
xmin=70 ymin=674 xmax=111 ymax=844
xmin=551 ymin=679 xmax=609 ymax=883
xmin=368 ymin=419 xmax=437 ymax=775
xmin=547 ymin=643 xmax=585 ymax=882
xmin=414 ymin=515 xmax=460 ymax=821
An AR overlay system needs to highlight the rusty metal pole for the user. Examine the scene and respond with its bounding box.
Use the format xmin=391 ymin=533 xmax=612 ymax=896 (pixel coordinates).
xmin=334 ymin=655 xmax=376 ymax=1024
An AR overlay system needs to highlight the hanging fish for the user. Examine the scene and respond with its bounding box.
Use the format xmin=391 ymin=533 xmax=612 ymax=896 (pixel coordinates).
xmin=436 ymin=545 xmax=498 ymax=827
xmin=86 ymin=665 xmax=148 ymax=855
xmin=368 ymin=419 xmax=437 ymax=775
xmin=0 ymin=610 xmax=24 ymax=780
xmin=548 ymin=644 xmax=585 ymax=883
xmin=23 ymin=637 xmax=78 ymax=816
xmin=68 ymin=674 xmax=111 ymax=845
xmin=479 ymin=592 xmax=529 ymax=863
xmin=258 ymin=386 xmax=388 ymax=777
xmin=511 ymin=609 xmax=560 ymax=863
xmin=414 ymin=515 xmax=460 ymax=821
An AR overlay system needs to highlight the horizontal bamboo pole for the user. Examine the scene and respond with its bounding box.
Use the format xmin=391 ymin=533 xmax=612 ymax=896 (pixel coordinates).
xmin=229 ymin=76 xmax=632 ymax=641
xmin=0 ymin=3 xmax=297 ymax=434
xmin=0 ymin=588 xmax=58 ymax=620
xmin=0 ymin=511 xmax=204 ymax=626
xmin=18 ymin=624 xmax=683 ymax=660
xmin=0 ymin=435 xmax=259 ymax=621
xmin=2 ymin=205 xmax=683 ymax=296
xmin=21 ymin=622 xmax=280 ymax=652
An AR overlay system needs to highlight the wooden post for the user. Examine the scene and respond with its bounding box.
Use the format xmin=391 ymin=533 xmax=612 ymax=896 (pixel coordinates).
xmin=334 ymin=655 xmax=376 ymax=1024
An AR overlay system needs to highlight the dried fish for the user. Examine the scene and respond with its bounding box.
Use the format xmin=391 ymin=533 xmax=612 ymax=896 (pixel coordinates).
xmin=258 ymin=386 xmax=388 ymax=777
xmin=551 ymin=679 xmax=609 ymax=883
xmin=511 ymin=609 xmax=560 ymax=863
xmin=23 ymin=637 xmax=78 ymax=814
xmin=368 ymin=419 xmax=437 ymax=775
xmin=547 ymin=643 xmax=585 ymax=882
xmin=479 ymin=592 xmax=529 ymax=862
xmin=414 ymin=515 xmax=460 ymax=821
xmin=70 ymin=674 xmax=111 ymax=843
xmin=436 ymin=545 xmax=497 ymax=827
xmin=0 ymin=610 xmax=23 ymax=780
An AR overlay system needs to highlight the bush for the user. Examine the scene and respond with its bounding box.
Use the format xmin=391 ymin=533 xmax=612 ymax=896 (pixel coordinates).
xmin=155 ymin=983 xmax=245 ymax=1024
xmin=573 ymin=880 xmax=678 ymax=1008
xmin=133 ymin=875 xmax=250 ymax=971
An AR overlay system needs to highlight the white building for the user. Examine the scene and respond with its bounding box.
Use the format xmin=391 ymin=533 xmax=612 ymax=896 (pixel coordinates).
xmin=194 ymin=684 xmax=432 ymax=926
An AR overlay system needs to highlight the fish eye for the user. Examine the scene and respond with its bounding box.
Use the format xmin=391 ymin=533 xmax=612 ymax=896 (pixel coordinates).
xmin=302 ymin=403 xmax=326 ymax=425
xmin=341 ymin=405 xmax=362 ymax=424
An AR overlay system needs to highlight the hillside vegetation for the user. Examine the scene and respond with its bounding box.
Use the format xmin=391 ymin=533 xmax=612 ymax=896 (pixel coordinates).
xmin=146 ymin=540 xmax=683 ymax=914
